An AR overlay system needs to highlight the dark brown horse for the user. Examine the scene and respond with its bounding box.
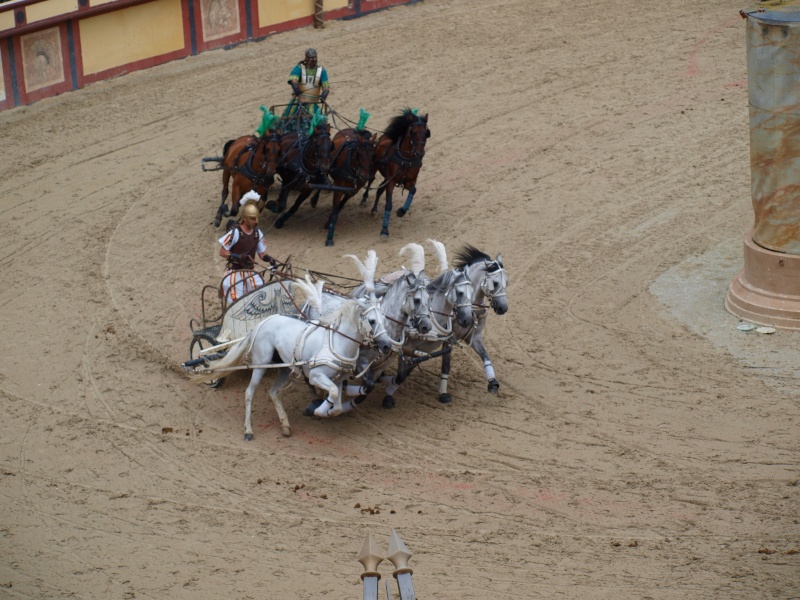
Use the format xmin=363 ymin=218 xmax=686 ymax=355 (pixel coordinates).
xmin=306 ymin=128 xmax=377 ymax=246
xmin=268 ymin=121 xmax=333 ymax=229
xmin=361 ymin=108 xmax=430 ymax=238
xmin=214 ymin=129 xmax=282 ymax=228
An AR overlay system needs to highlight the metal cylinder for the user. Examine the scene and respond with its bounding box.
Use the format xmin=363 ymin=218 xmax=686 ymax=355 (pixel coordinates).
xmin=746 ymin=10 xmax=800 ymax=254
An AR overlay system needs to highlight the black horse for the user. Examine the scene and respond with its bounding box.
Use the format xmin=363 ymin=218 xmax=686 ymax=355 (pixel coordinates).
xmin=266 ymin=120 xmax=333 ymax=227
xmin=306 ymin=127 xmax=377 ymax=246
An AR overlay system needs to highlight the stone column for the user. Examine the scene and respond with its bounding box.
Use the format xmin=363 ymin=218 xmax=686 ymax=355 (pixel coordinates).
xmin=725 ymin=10 xmax=800 ymax=330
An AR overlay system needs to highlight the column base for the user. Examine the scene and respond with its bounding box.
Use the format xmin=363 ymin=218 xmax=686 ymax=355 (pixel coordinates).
xmin=725 ymin=232 xmax=800 ymax=331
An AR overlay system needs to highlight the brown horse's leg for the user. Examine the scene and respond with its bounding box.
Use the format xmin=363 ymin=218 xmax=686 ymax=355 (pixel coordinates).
xmin=274 ymin=187 xmax=313 ymax=229
xmin=360 ymin=176 xmax=374 ymax=207
xmin=326 ymin=191 xmax=354 ymax=246
xmin=215 ymin=169 xmax=232 ymax=228
xmin=230 ymin=177 xmax=243 ymax=218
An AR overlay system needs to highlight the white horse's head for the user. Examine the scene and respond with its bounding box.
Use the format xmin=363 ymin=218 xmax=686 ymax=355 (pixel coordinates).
xmin=356 ymin=295 xmax=392 ymax=355
xmin=480 ymin=254 xmax=508 ymax=315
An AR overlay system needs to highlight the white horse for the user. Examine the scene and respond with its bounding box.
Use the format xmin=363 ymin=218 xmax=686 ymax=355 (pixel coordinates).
xmin=439 ymin=244 xmax=508 ymax=401
xmin=370 ymin=240 xmax=475 ymax=408
xmin=192 ymin=270 xmax=392 ymax=438
xmin=303 ymin=243 xmax=435 ymax=415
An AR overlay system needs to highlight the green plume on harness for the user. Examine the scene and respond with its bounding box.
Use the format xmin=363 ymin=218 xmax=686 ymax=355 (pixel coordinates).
xmin=356 ymin=108 xmax=371 ymax=131
xmin=308 ymin=111 xmax=327 ymax=135
xmin=411 ymin=108 xmax=419 ymax=115
xmin=256 ymin=106 xmax=278 ymax=136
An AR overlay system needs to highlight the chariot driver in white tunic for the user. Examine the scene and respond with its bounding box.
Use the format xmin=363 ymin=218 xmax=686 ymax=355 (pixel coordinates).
xmin=217 ymin=191 xmax=275 ymax=305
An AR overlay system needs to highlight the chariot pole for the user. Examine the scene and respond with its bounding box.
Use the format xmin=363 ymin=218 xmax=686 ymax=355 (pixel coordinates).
xmin=726 ymin=10 xmax=800 ymax=329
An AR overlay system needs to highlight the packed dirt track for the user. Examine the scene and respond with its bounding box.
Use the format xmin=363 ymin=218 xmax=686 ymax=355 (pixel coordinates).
xmin=2 ymin=0 xmax=798 ymax=598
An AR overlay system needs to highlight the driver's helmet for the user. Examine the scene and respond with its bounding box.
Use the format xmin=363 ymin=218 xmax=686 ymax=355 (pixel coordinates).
xmin=240 ymin=201 xmax=259 ymax=223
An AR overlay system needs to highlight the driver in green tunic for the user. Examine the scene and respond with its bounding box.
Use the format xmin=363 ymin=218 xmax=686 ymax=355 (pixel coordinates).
xmin=282 ymin=48 xmax=330 ymax=126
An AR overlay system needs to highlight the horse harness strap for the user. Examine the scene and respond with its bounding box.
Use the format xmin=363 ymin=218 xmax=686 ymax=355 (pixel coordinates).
xmin=329 ymin=140 xmax=362 ymax=187
xmin=292 ymin=320 xmax=358 ymax=375
xmin=232 ymin=140 xmax=273 ymax=187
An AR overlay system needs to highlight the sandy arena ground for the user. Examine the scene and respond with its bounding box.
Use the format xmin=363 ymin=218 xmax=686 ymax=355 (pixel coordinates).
xmin=1 ymin=0 xmax=798 ymax=597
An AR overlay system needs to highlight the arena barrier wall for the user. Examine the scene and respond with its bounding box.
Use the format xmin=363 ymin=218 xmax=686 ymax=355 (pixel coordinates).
xmin=0 ymin=0 xmax=419 ymax=111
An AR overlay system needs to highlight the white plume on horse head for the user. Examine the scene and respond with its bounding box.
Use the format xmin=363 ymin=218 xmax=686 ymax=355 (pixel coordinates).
xmin=344 ymin=249 xmax=378 ymax=294
xmin=399 ymin=243 xmax=425 ymax=276
xmin=294 ymin=274 xmax=325 ymax=315
xmin=427 ymin=239 xmax=448 ymax=275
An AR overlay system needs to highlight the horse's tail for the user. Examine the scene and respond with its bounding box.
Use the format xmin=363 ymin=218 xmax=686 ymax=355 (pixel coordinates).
xmin=222 ymin=139 xmax=235 ymax=158
xmin=189 ymin=333 xmax=253 ymax=385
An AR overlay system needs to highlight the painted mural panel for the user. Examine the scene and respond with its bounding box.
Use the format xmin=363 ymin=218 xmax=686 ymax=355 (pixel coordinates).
xmin=80 ymin=0 xmax=185 ymax=75
xmin=201 ymin=0 xmax=240 ymax=42
xmin=26 ymin=0 xmax=79 ymax=23
xmin=258 ymin=0 xmax=312 ymax=29
xmin=21 ymin=27 xmax=66 ymax=93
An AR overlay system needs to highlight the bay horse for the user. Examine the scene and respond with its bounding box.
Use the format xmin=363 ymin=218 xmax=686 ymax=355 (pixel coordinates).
xmin=307 ymin=127 xmax=377 ymax=246
xmin=266 ymin=120 xmax=333 ymax=228
xmin=360 ymin=108 xmax=430 ymax=238
xmin=214 ymin=129 xmax=282 ymax=228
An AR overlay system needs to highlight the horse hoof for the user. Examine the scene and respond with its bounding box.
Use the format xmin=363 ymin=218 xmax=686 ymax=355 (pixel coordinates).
xmin=274 ymin=219 xmax=284 ymax=229
xmin=265 ymin=201 xmax=279 ymax=213
xmin=244 ymin=433 xmax=254 ymax=441
xmin=380 ymin=230 xmax=389 ymax=239
xmin=228 ymin=207 xmax=236 ymax=217
xmin=304 ymin=399 xmax=324 ymax=416
xmin=325 ymin=239 xmax=334 ymax=247
xmin=281 ymin=426 xmax=291 ymax=437
xmin=439 ymin=394 xmax=452 ymax=404
xmin=488 ymin=379 xmax=500 ymax=394
xmin=382 ymin=396 xmax=395 ymax=409
xmin=354 ymin=394 xmax=367 ymax=405
xmin=396 ymin=208 xmax=407 ymax=218
xmin=214 ymin=216 xmax=222 ymax=228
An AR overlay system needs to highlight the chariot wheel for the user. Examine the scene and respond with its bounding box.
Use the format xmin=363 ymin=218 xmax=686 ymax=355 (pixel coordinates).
xmin=190 ymin=333 xmax=226 ymax=389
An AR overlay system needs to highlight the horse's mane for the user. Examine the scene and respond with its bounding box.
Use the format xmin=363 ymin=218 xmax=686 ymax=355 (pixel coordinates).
xmin=383 ymin=108 xmax=419 ymax=143
xmin=399 ymin=243 xmax=425 ymax=276
xmin=319 ymin=298 xmax=360 ymax=328
xmin=452 ymin=244 xmax=492 ymax=269
xmin=427 ymin=269 xmax=459 ymax=294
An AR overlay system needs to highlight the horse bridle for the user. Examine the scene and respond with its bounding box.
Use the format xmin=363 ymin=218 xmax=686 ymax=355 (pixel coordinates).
xmin=387 ymin=118 xmax=428 ymax=170
xmin=479 ymin=262 xmax=507 ymax=311
xmin=302 ymin=127 xmax=331 ymax=176
xmin=331 ymin=135 xmax=373 ymax=186
xmin=357 ymin=300 xmax=388 ymax=347
xmin=258 ymin=131 xmax=282 ymax=171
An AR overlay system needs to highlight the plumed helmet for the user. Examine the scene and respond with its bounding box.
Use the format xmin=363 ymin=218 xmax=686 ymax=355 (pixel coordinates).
xmin=241 ymin=201 xmax=259 ymax=221
xmin=305 ymin=48 xmax=317 ymax=59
